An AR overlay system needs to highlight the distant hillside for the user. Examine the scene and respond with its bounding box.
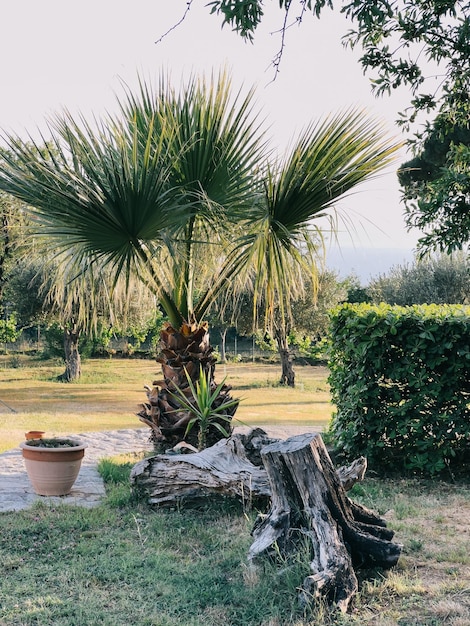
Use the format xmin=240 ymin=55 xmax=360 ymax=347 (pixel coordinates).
xmin=326 ymin=247 xmax=416 ymax=283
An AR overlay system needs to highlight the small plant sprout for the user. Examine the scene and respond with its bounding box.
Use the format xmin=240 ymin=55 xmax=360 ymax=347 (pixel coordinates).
xmin=170 ymin=367 xmax=240 ymax=451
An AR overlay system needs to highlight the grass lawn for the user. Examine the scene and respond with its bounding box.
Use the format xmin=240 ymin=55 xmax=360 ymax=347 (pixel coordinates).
xmin=2 ymin=356 xmax=470 ymax=625
xmin=2 ymin=467 xmax=470 ymax=625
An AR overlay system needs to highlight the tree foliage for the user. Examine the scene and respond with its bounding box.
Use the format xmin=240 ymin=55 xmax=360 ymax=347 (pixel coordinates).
xmin=0 ymin=313 xmax=19 ymax=344
xmin=205 ymin=0 xmax=470 ymax=125
xmin=4 ymin=259 xmax=45 ymax=329
xmin=367 ymin=252 xmax=470 ymax=305
xmin=0 ymin=189 xmax=28 ymax=307
xmin=0 ymin=71 xmax=399 ymax=331
xmin=215 ymin=266 xmax=347 ymax=380
xmin=399 ymin=116 xmax=470 ymax=253
xmin=176 ymin=2 xmax=470 ymax=254
xmin=290 ymin=269 xmax=348 ymax=339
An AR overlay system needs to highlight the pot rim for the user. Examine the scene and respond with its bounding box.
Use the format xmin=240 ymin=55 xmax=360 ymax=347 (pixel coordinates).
xmin=20 ymin=438 xmax=87 ymax=452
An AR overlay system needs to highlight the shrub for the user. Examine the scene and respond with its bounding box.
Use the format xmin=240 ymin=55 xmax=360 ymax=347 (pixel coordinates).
xmin=328 ymin=303 xmax=470 ymax=475
xmin=0 ymin=313 xmax=19 ymax=344
xmin=367 ymin=252 xmax=470 ymax=306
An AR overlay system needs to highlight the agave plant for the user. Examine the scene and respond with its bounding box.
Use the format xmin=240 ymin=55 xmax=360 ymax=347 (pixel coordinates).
xmin=167 ymin=366 xmax=240 ymax=451
xmin=0 ymin=70 xmax=400 ymax=449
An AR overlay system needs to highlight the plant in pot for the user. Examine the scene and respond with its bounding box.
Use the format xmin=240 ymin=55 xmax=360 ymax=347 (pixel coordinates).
xmin=20 ymin=437 xmax=87 ymax=496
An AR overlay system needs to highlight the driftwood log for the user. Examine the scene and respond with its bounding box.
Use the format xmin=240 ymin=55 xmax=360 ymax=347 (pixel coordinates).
xmin=130 ymin=429 xmax=401 ymax=612
xmin=130 ymin=429 xmax=276 ymax=506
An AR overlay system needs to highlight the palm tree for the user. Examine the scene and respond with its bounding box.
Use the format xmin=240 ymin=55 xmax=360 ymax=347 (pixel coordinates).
xmin=0 ymin=70 xmax=400 ymax=448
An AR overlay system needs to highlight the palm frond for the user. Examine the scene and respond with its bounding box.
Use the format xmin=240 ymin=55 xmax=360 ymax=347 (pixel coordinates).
xmin=0 ymin=106 xmax=191 ymax=323
xmin=0 ymin=79 xmax=400 ymax=332
xmin=113 ymin=70 xmax=270 ymax=321
xmin=208 ymin=108 xmax=402 ymax=327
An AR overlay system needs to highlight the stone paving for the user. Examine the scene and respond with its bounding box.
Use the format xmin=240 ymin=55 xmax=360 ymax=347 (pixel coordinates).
xmin=0 ymin=429 xmax=154 ymax=513
xmin=0 ymin=425 xmax=310 ymax=513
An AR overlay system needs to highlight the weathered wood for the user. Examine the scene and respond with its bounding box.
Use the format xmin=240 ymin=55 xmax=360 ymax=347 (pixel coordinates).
xmin=130 ymin=428 xmax=367 ymax=508
xmin=130 ymin=429 xmax=275 ymax=506
xmin=130 ymin=429 xmax=399 ymax=612
xmin=336 ymin=455 xmax=367 ymax=491
xmin=248 ymin=433 xmax=401 ymax=613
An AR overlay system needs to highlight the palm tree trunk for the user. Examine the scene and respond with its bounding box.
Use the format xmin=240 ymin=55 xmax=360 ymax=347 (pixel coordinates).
xmin=274 ymin=326 xmax=295 ymax=387
xmin=138 ymin=320 xmax=238 ymax=450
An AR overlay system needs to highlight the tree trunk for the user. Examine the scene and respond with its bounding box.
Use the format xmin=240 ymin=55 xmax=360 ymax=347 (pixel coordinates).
xmin=61 ymin=323 xmax=81 ymax=382
xmin=130 ymin=428 xmax=275 ymax=507
xmin=130 ymin=429 xmax=367 ymax=508
xmin=219 ymin=327 xmax=228 ymax=363
xmin=130 ymin=429 xmax=396 ymax=612
xmin=274 ymin=326 xmax=295 ymax=387
xmin=137 ymin=321 xmax=238 ymax=450
xmin=248 ymin=433 xmax=401 ymax=613
xmin=0 ymin=208 xmax=10 ymax=305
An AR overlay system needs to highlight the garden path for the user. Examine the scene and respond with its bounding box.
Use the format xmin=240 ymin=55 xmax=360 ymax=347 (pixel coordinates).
xmin=0 ymin=425 xmax=309 ymax=513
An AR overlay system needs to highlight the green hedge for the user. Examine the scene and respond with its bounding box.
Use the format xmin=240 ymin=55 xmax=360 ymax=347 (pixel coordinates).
xmin=328 ymin=303 xmax=470 ymax=475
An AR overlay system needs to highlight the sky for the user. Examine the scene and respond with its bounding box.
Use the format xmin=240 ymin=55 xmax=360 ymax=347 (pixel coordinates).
xmin=0 ymin=0 xmax=424 ymax=279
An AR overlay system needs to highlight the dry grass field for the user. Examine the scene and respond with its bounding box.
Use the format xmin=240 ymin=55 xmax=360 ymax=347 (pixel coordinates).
xmin=0 ymin=356 xmax=332 ymax=452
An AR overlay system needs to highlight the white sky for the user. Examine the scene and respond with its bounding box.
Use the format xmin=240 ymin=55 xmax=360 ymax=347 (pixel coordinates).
xmin=0 ymin=0 xmax=422 ymax=256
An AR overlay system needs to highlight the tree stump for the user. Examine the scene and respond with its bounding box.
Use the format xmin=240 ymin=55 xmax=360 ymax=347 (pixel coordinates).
xmin=130 ymin=429 xmax=399 ymax=612
xmin=248 ymin=433 xmax=401 ymax=613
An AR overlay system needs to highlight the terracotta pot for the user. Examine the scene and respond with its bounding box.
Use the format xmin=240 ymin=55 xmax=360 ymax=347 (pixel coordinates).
xmin=25 ymin=431 xmax=45 ymax=440
xmin=20 ymin=438 xmax=87 ymax=496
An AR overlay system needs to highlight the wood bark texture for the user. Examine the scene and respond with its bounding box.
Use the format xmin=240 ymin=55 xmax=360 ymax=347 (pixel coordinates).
xmin=274 ymin=326 xmax=295 ymax=387
xmin=130 ymin=429 xmax=400 ymax=612
xmin=131 ymin=428 xmax=368 ymax=506
xmin=61 ymin=324 xmax=81 ymax=382
xmin=248 ymin=433 xmax=401 ymax=613
xmin=130 ymin=429 xmax=276 ymax=506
